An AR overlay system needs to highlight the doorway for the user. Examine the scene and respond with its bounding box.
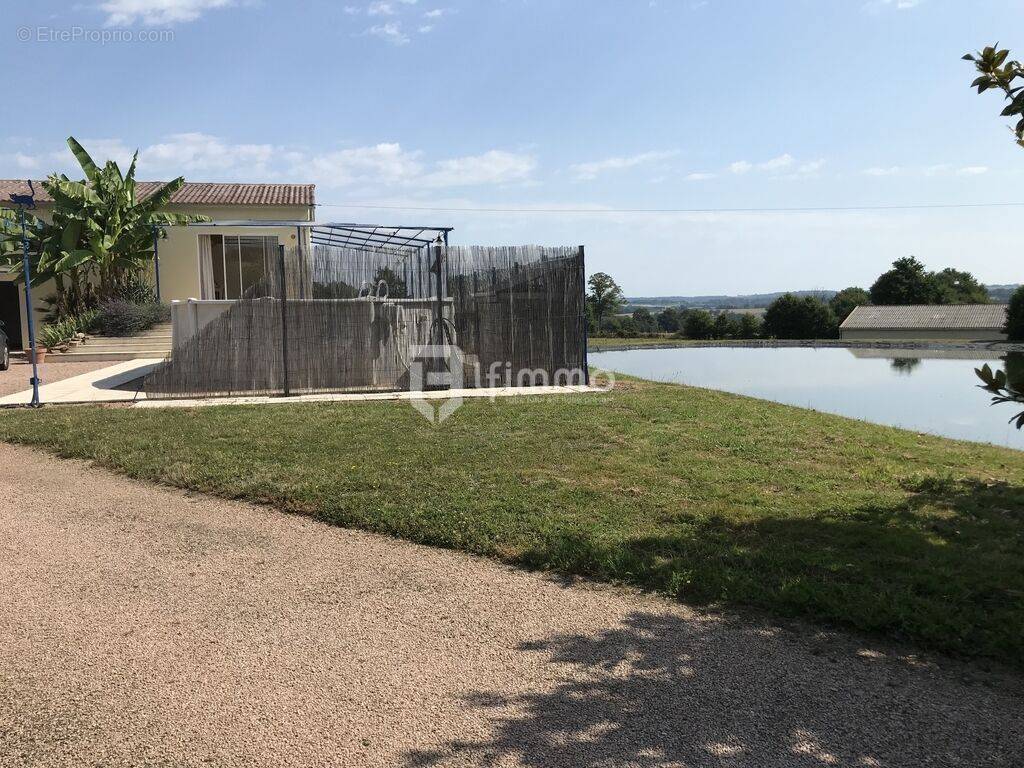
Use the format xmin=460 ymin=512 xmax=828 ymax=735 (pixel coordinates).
xmin=0 ymin=281 xmax=23 ymax=350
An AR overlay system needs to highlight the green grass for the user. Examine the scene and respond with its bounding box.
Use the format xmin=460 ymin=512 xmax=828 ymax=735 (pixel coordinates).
xmin=588 ymin=335 xmax=685 ymax=349
xmin=1 ymin=379 xmax=1022 ymax=667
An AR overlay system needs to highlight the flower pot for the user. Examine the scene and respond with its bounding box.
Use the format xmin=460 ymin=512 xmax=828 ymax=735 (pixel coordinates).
xmin=25 ymin=348 xmax=46 ymax=364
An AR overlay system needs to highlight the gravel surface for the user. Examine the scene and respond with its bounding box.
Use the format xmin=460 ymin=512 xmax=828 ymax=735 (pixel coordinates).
xmin=1 ymin=442 xmax=1021 ymax=768
xmin=0 ymin=358 xmax=114 ymax=398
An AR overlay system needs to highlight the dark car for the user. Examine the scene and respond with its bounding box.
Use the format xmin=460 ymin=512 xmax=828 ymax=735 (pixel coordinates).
xmin=0 ymin=320 xmax=8 ymax=371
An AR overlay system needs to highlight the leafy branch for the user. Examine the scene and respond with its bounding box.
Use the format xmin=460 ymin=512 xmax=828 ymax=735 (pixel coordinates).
xmin=976 ymin=364 xmax=1024 ymax=429
xmin=963 ymin=44 xmax=1024 ymax=147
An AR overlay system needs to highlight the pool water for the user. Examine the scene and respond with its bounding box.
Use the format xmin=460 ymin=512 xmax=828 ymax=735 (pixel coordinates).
xmin=589 ymin=346 xmax=1024 ymax=450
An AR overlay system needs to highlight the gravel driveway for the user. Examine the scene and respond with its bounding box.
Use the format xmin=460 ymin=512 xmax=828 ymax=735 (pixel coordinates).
xmin=1 ymin=442 xmax=1021 ymax=768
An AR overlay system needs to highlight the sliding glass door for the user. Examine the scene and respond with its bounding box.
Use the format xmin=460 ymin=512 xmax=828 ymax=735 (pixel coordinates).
xmin=204 ymin=235 xmax=278 ymax=300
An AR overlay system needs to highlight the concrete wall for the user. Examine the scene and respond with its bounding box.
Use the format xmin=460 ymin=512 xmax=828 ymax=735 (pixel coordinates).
xmin=840 ymin=328 xmax=1008 ymax=341
xmin=1 ymin=201 xmax=314 ymax=350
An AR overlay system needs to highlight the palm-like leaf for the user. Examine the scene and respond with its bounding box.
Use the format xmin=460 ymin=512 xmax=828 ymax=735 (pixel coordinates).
xmin=134 ymin=177 xmax=186 ymax=217
xmin=67 ymin=137 xmax=100 ymax=182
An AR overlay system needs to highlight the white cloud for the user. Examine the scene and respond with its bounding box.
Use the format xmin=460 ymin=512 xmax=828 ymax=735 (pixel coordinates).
xmin=99 ymin=0 xmax=235 ymax=26
xmin=729 ymin=160 xmax=752 ymax=175
xmin=863 ymin=166 xmax=901 ymax=176
xmin=0 ymin=152 xmax=40 ymax=172
xmin=758 ymin=153 xmax=794 ymax=171
xmin=421 ymin=150 xmax=536 ymax=188
xmin=423 ymin=8 xmax=445 ymax=17
xmin=957 ymin=165 xmax=989 ymax=175
xmin=365 ymin=0 xmax=417 ymax=14
xmin=303 ymin=143 xmax=424 ymax=187
xmin=570 ymin=150 xmax=678 ymax=181
xmin=142 ymin=132 xmax=275 ymax=173
xmin=365 ymin=23 xmax=410 ymax=45
xmin=863 ymin=0 xmax=924 ymax=12
xmin=1 ymin=136 xmax=537 ymax=192
xmin=685 ymin=172 xmax=716 ymax=181
xmin=418 ymin=24 xmax=434 ymax=33
xmin=795 ymin=159 xmax=825 ymax=175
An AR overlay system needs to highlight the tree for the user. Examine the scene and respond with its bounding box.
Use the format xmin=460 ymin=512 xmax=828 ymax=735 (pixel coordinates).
xmin=1 ymin=137 xmax=209 ymax=317
xmin=762 ymin=293 xmax=837 ymax=339
xmin=713 ymin=312 xmax=740 ymax=339
xmin=586 ymin=272 xmax=625 ymax=327
xmin=931 ymin=268 xmax=990 ymax=304
xmin=682 ymin=309 xmax=715 ymax=339
xmin=829 ymin=287 xmax=871 ymax=322
xmin=632 ymin=308 xmax=657 ymax=333
xmin=736 ymin=313 xmax=762 ymax=339
xmin=869 ymin=257 xmax=936 ymax=305
xmin=963 ymin=44 xmax=1024 ymax=149
xmin=656 ymin=306 xmax=681 ymax=333
xmin=963 ymin=46 xmax=1024 ymax=427
xmin=1005 ymin=286 xmax=1024 ymax=341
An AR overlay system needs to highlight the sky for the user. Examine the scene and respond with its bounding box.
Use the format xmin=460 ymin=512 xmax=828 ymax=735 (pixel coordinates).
xmin=1 ymin=0 xmax=1021 ymax=296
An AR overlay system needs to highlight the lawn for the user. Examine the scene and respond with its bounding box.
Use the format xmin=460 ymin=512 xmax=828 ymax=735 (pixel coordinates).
xmin=589 ymin=335 xmax=686 ymax=350
xmin=1 ymin=379 xmax=1022 ymax=667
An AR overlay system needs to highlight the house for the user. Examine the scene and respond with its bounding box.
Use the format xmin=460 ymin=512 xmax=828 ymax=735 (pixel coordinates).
xmin=0 ymin=179 xmax=315 ymax=350
xmin=839 ymin=304 xmax=1008 ymax=341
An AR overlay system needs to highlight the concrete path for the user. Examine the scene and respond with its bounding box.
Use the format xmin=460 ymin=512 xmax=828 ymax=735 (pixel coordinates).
xmin=0 ymin=359 xmax=117 ymax=399
xmin=0 ymin=443 xmax=1021 ymax=768
xmin=0 ymin=359 xmax=160 ymax=406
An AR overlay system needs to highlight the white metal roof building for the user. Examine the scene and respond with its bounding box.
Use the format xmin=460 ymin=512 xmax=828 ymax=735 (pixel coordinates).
xmin=839 ymin=304 xmax=1008 ymax=341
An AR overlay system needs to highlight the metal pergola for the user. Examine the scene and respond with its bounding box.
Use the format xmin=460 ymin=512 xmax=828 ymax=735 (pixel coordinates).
xmin=182 ymin=220 xmax=453 ymax=253
xmin=174 ymin=221 xmax=457 ymax=364
xmin=164 ymin=220 xmax=455 ymax=299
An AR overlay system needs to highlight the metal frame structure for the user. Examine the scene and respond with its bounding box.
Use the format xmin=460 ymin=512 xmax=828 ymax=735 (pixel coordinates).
xmin=185 ymin=220 xmax=453 ymax=253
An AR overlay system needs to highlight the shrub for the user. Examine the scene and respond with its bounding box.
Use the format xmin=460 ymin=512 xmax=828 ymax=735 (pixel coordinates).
xmin=93 ymin=299 xmax=169 ymax=337
xmin=39 ymin=323 xmax=69 ymax=350
xmin=114 ymin=274 xmax=160 ymax=305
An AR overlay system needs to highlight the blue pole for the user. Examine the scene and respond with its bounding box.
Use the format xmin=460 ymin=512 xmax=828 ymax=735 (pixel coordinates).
xmin=20 ymin=207 xmax=41 ymax=407
xmin=152 ymin=225 xmax=161 ymax=302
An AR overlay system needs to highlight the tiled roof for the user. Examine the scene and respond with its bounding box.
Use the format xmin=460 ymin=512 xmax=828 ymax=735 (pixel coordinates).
xmin=840 ymin=304 xmax=1008 ymax=330
xmin=0 ymin=179 xmax=315 ymax=207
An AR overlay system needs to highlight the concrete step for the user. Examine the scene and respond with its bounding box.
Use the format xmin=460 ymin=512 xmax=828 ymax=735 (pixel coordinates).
xmin=83 ymin=338 xmax=172 ymax=347
xmin=47 ymin=349 xmax=171 ymax=362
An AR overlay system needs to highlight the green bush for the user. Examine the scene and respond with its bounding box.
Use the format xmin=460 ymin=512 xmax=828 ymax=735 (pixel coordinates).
xmin=1005 ymin=286 xmax=1024 ymax=342
xmin=114 ymin=275 xmax=160 ymax=305
xmin=93 ymin=299 xmax=169 ymax=337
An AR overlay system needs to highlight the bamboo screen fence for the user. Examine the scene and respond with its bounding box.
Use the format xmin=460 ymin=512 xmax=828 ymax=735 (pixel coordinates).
xmin=144 ymin=242 xmax=587 ymax=399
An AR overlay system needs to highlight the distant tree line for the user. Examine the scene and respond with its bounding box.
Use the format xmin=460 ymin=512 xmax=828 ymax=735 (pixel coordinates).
xmin=588 ymin=256 xmax=1011 ymax=341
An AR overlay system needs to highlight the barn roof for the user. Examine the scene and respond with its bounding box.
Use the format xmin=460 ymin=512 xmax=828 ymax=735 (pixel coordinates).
xmin=840 ymin=304 xmax=1008 ymax=330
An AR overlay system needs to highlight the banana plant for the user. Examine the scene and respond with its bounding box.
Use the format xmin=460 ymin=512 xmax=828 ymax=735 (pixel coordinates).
xmin=1 ymin=136 xmax=210 ymax=316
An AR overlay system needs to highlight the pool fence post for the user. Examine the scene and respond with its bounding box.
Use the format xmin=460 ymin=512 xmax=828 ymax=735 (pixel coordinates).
xmin=579 ymin=245 xmax=589 ymax=386
xmin=278 ymin=244 xmax=291 ymax=397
